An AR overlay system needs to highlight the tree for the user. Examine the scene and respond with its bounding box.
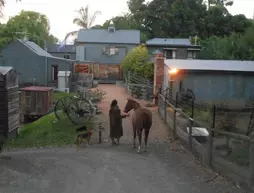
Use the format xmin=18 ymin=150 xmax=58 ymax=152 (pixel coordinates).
xmin=0 ymin=10 xmax=58 ymax=48
xmin=207 ymin=0 xmax=234 ymax=8
xmin=121 ymin=45 xmax=153 ymax=80
xmin=197 ymin=24 xmax=254 ymax=60
xmin=125 ymin=0 xmax=250 ymax=40
xmin=73 ymin=5 xmax=101 ymax=29
xmin=102 ymin=14 xmax=136 ymax=30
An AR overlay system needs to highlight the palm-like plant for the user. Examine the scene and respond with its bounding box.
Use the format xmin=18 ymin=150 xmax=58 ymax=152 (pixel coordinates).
xmin=0 ymin=0 xmax=21 ymax=17
xmin=73 ymin=5 xmax=101 ymax=29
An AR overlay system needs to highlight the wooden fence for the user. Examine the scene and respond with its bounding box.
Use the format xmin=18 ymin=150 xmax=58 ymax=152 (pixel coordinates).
xmin=125 ymin=72 xmax=153 ymax=100
xmin=158 ymin=93 xmax=254 ymax=191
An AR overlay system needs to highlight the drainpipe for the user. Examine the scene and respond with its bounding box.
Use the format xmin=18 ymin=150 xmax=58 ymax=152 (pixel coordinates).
xmin=44 ymin=40 xmax=48 ymax=86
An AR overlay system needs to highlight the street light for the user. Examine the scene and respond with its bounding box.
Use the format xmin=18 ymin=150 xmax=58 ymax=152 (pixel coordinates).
xmin=168 ymin=68 xmax=178 ymax=75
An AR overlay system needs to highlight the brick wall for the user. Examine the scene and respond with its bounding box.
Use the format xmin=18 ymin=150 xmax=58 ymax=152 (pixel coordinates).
xmin=153 ymin=52 xmax=165 ymax=104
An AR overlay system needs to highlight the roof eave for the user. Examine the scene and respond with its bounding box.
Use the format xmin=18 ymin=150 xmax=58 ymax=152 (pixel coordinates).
xmin=146 ymin=43 xmax=201 ymax=48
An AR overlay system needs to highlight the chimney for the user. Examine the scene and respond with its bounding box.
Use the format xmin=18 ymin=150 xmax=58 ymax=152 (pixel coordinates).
xmin=108 ymin=20 xmax=115 ymax=33
xmin=23 ymin=36 xmax=28 ymax=41
xmin=153 ymin=52 xmax=164 ymax=105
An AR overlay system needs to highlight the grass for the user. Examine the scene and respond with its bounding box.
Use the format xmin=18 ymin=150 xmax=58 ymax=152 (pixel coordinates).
xmin=53 ymin=91 xmax=76 ymax=102
xmin=7 ymin=112 xmax=94 ymax=148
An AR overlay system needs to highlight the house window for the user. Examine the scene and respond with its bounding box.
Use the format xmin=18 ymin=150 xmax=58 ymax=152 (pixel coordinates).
xmin=52 ymin=65 xmax=58 ymax=81
xmin=164 ymin=50 xmax=173 ymax=59
xmin=64 ymin=54 xmax=71 ymax=59
xmin=110 ymin=47 xmax=116 ymax=55
xmin=187 ymin=51 xmax=197 ymax=59
xmin=102 ymin=46 xmax=119 ymax=56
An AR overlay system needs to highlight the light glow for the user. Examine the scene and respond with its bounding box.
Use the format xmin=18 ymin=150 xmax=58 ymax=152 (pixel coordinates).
xmin=168 ymin=68 xmax=178 ymax=75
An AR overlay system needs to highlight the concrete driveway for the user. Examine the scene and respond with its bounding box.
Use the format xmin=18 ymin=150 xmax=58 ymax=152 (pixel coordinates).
xmin=0 ymin=144 xmax=243 ymax=193
xmin=0 ymin=85 xmax=245 ymax=193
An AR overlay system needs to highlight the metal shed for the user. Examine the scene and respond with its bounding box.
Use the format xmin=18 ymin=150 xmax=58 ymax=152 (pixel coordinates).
xmin=20 ymin=86 xmax=53 ymax=121
xmin=0 ymin=67 xmax=19 ymax=148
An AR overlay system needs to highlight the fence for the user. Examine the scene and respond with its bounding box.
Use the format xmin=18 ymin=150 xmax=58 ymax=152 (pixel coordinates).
xmin=158 ymin=87 xmax=254 ymax=191
xmin=71 ymin=73 xmax=94 ymax=92
xmin=125 ymin=72 xmax=154 ymax=100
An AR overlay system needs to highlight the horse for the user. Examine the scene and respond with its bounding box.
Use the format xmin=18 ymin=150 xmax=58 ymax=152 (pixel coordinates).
xmin=124 ymin=98 xmax=152 ymax=153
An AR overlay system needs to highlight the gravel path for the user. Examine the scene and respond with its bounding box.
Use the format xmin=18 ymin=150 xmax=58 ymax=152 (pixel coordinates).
xmin=0 ymin=85 xmax=244 ymax=193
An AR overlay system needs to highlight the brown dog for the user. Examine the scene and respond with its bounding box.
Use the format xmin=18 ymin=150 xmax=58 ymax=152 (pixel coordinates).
xmin=76 ymin=126 xmax=93 ymax=150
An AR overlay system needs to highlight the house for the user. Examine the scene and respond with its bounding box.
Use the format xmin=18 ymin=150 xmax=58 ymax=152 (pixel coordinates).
xmin=1 ymin=39 xmax=75 ymax=87
xmin=75 ymin=22 xmax=140 ymax=83
xmin=146 ymin=38 xmax=201 ymax=59
xmin=46 ymin=43 xmax=76 ymax=60
xmin=153 ymin=55 xmax=254 ymax=106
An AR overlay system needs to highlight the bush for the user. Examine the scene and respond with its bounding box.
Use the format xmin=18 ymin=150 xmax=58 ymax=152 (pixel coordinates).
xmin=121 ymin=45 xmax=154 ymax=80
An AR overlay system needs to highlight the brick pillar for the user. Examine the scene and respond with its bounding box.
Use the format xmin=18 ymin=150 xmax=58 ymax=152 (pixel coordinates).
xmin=153 ymin=52 xmax=164 ymax=105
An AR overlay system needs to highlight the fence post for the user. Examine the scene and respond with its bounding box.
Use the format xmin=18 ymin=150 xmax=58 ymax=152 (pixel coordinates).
xmin=249 ymin=141 xmax=254 ymax=189
xmin=98 ymin=123 xmax=103 ymax=144
xmin=164 ymin=92 xmax=167 ymax=122
xmin=188 ymin=118 xmax=193 ymax=150
xmin=207 ymin=128 xmax=213 ymax=167
xmin=191 ymin=100 xmax=194 ymax=119
xmin=212 ymin=105 xmax=216 ymax=137
xmin=173 ymin=108 xmax=176 ymax=140
xmin=175 ymin=92 xmax=178 ymax=108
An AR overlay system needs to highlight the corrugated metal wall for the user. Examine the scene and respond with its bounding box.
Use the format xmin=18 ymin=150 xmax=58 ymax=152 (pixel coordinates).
xmin=181 ymin=71 xmax=254 ymax=105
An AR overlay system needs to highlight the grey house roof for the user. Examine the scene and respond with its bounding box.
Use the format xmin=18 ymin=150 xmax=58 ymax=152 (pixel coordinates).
xmin=165 ymin=59 xmax=254 ymax=72
xmin=46 ymin=44 xmax=75 ymax=53
xmin=0 ymin=66 xmax=13 ymax=75
xmin=146 ymin=38 xmax=200 ymax=47
xmin=77 ymin=29 xmax=140 ymax=44
xmin=17 ymin=39 xmax=75 ymax=62
xmin=18 ymin=39 xmax=52 ymax=57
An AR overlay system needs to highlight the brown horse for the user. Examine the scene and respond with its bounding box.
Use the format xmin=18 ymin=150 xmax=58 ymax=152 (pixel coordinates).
xmin=124 ymin=98 xmax=152 ymax=153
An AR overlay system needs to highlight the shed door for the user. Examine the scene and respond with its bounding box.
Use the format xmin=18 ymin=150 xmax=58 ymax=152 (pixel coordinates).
xmin=52 ymin=65 xmax=58 ymax=81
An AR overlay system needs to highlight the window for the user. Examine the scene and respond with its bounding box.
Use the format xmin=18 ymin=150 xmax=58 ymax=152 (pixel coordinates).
xmin=64 ymin=54 xmax=71 ymax=59
xmin=51 ymin=65 xmax=58 ymax=81
xmin=102 ymin=46 xmax=119 ymax=56
xmin=164 ymin=50 xmax=173 ymax=59
xmin=110 ymin=47 xmax=116 ymax=55
xmin=188 ymin=51 xmax=197 ymax=59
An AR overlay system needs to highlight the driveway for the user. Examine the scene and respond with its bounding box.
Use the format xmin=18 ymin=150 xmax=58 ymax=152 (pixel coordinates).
xmin=0 ymin=85 xmax=244 ymax=193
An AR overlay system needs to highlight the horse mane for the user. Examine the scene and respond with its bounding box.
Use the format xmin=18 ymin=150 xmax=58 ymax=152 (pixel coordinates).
xmin=127 ymin=98 xmax=141 ymax=108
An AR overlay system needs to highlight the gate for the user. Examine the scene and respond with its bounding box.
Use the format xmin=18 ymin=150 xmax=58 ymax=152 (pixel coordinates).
xmin=97 ymin=65 xmax=121 ymax=84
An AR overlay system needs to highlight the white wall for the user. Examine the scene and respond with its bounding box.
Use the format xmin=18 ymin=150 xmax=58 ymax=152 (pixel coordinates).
xmin=163 ymin=64 xmax=169 ymax=90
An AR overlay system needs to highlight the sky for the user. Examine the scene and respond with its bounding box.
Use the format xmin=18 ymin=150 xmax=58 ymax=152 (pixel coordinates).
xmin=1 ymin=0 xmax=254 ymax=41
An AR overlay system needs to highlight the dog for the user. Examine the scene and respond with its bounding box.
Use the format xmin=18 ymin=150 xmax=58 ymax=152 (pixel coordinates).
xmin=76 ymin=125 xmax=93 ymax=150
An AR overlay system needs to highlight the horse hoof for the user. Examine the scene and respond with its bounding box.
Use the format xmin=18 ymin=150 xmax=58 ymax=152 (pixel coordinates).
xmin=137 ymin=147 xmax=142 ymax=153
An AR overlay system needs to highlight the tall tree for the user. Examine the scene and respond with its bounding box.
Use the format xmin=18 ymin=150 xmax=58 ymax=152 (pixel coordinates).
xmin=73 ymin=5 xmax=101 ymax=29
xmin=0 ymin=10 xmax=57 ymax=48
xmin=207 ymin=0 xmax=233 ymax=9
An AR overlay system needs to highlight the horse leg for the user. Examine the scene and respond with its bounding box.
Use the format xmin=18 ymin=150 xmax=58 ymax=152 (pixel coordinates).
xmin=132 ymin=126 xmax=136 ymax=148
xmin=144 ymin=129 xmax=150 ymax=152
xmin=137 ymin=129 xmax=142 ymax=154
